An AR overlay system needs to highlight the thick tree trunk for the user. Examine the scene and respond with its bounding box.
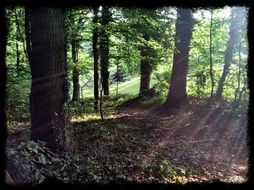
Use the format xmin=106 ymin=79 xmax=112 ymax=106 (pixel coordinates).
xmin=29 ymin=8 xmax=67 ymax=152
xmin=71 ymin=40 xmax=80 ymax=102
xmin=214 ymin=7 xmax=245 ymax=102
xmin=164 ymin=8 xmax=194 ymax=108
xmin=0 ymin=8 xmax=8 ymax=176
xmin=100 ymin=6 xmax=111 ymax=95
xmin=93 ymin=6 xmax=99 ymax=111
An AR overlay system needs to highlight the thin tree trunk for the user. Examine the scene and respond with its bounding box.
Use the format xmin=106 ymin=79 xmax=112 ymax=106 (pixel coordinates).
xmin=15 ymin=38 xmax=20 ymax=74
xmin=25 ymin=8 xmax=31 ymax=63
xmin=14 ymin=8 xmax=28 ymax=59
xmin=93 ymin=6 xmax=99 ymax=111
xmin=100 ymin=6 xmax=111 ymax=95
xmin=71 ymin=40 xmax=80 ymax=102
xmin=99 ymin=79 xmax=104 ymax=121
xmin=116 ymin=61 xmax=119 ymax=96
xmin=29 ymin=8 xmax=67 ymax=152
xmin=232 ymin=43 xmax=242 ymax=108
xmin=214 ymin=7 xmax=245 ymax=102
xmin=209 ymin=9 xmax=214 ymax=104
xmin=164 ymin=8 xmax=194 ymax=108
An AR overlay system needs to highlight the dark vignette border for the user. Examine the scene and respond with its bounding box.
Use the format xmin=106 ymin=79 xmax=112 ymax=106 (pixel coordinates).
xmin=0 ymin=0 xmax=252 ymax=189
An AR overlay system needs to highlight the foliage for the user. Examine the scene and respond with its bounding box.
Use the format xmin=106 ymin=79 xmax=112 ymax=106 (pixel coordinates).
xmin=151 ymin=65 xmax=171 ymax=95
xmin=141 ymin=157 xmax=196 ymax=183
xmin=6 ymin=140 xmax=82 ymax=184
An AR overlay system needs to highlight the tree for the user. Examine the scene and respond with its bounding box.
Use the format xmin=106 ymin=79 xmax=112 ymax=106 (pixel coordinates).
xmin=29 ymin=7 xmax=67 ymax=152
xmin=209 ymin=9 xmax=215 ymax=104
xmin=119 ymin=8 xmax=174 ymax=97
xmin=164 ymin=8 xmax=194 ymax=108
xmin=100 ymin=6 xmax=111 ymax=95
xmin=0 ymin=7 xmax=7 ymax=170
xmin=71 ymin=39 xmax=80 ymax=101
xmin=92 ymin=6 xmax=100 ymax=111
xmin=139 ymin=34 xmax=156 ymax=96
xmin=214 ymin=7 xmax=245 ymax=102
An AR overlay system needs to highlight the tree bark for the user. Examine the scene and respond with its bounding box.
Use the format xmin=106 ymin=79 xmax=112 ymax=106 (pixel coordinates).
xmin=100 ymin=6 xmax=111 ymax=95
xmin=164 ymin=8 xmax=194 ymax=108
xmin=139 ymin=35 xmax=152 ymax=96
xmin=29 ymin=7 xmax=68 ymax=152
xmin=25 ymin=8 xmax=31 ymax=63
xmin=93 ymin=6 xmax=99 ymax=111
xmin=214 ymin=7 xmax=245 ymax=102
xmin=71 ymin=40 xmax=80 ymax=102
xmin=0 ymin=7 xmax=8 ymax=177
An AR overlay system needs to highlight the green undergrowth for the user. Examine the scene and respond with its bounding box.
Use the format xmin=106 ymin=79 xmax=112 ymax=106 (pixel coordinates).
xmin=141 ymin=157 xmax=198 ymax=183
xmin=6 ymin=141 xmax=82 ymax=185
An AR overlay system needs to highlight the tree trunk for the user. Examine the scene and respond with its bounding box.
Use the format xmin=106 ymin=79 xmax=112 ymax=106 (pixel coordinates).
xmin=0 ymin=8 xmax=8 ymax=174
xmin=93 ymin=6 xmax=99 ymax=111
xmin=25 ymin=8 xmax=31 ymax=63
xmin=214 ymin=7 xmax=245 ymax=102
xmin=15 ymin=38 xmax=20 ymax=74
xmin=100 ymin=6 xmax=111 ymax=95
xmin=139 ymin=42 xmax=152 ymax=96
xmin=71 ymin=40 xmax=80 ymax=102
xmin=14 ymin=8 xmax=28 ymax=59
xmin=209 ymin=9 xmax=214 ymax=103
xmin=164 ymin=8 xmax=194 ymax=108
xmin=29 ymin=8 xmax=67 ymax=152
xmin=232 ymin=41 xmax=243 ymax=109
xmin=14 ymin=9 xmax=20 ymax=74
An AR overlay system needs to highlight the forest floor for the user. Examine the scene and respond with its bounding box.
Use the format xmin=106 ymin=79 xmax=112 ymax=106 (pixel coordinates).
xmin=6 ymin=98 xmax=249 ymax=184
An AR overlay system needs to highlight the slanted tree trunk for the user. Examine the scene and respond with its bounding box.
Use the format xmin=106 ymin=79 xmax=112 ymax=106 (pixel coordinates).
xmin=93 ymin=6 xmax=99 ymax=111
xmin=29 ymin=7 xmax=67 ymax=152
xmin=214 ymin=7 xmax=245 ymax=102
xmin=71 ymin=40 xmax=80 ymax=102
xmin=100 ymin=6 xmax=111 ymax=95
xmin=164 ymin=8 xmax=194 ymax=108
xmin=139 ymin=34 xmax=152 ymax=97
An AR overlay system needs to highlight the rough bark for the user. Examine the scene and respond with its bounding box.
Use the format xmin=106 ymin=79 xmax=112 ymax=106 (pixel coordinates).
xmin=164 ymin=8 xmax=194 ymax=108
xmin=214 ymin=7 xmax=245 ymax=102
xmin=93 ymin=6 xmax=99 ymax=111
xmin=0 ymin=7 xmax=8 ymax=180
xmin=71 ymin=40 xmax=80 ymax=102
xmin=29 ymin=8 xmax=67 ymax=152
xmin=100 ymin=6 xmax=111 ymax=95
